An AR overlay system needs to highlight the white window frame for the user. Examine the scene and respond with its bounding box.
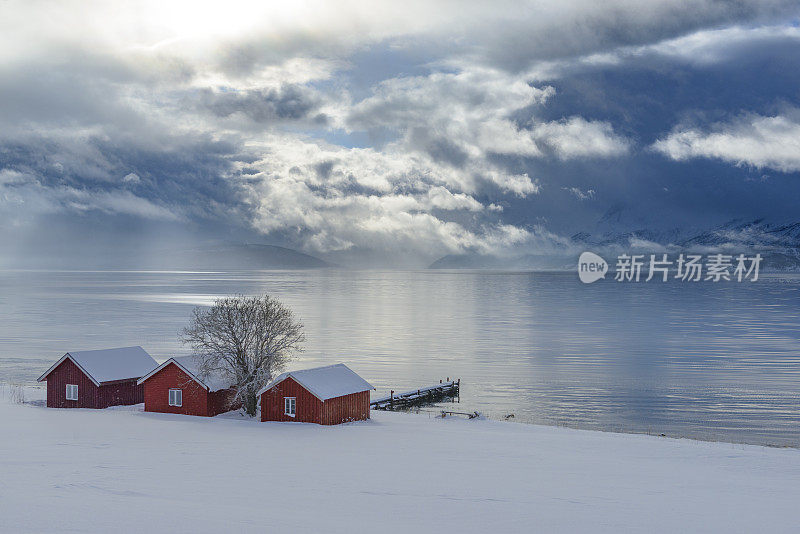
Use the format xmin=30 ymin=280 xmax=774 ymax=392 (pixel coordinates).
xmin=284 ymin=397 xmax=296 ymax=417
xmin=65 ymin=384 xmax=78 ymax=401
xmin=169 ymin=389 xmax=182 ymax=407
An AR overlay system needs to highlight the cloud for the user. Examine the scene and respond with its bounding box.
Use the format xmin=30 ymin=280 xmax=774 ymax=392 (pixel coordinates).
xmin=195 ymin=84 xmax=326 ymax=124
xmin=346 ymin=68 xmax=553 ymax=158
xmin=52 ymin=0 xmax=786 ymax=75
xmin=563 ymin=186 xmax=596 ymax=200
xmin=652 ymin=109 xmax=800 ymax=172
xmin=251 ymin=177 xmax=529 ymax=256
xmin=60 ymin=188 xmax=182 ymax=220
xmin=533 ymin=117 xmax=630 ymax=159
xmin=0 ymin=127 xmax=248 ymax=227
xmin=345 ymin=67 xmax=629 ymax=191
xmin=527 ymin=23 xmax=800 ymax=81
xmin=483 ymin=171 xmax=540 ymax=198
xmin=237 ymin=134 xmax=533 ymax=256
xmin=0 ymin=170 xmax=180 ymax=223
xmin=633 ymin=23 xmax=800 ymax=66
xmin=345 ymin=68 xmax=632 ymax=164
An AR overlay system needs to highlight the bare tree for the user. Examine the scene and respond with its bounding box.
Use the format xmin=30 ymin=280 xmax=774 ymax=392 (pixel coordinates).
xmin=180 ymin=295 xmax=305 ymax=416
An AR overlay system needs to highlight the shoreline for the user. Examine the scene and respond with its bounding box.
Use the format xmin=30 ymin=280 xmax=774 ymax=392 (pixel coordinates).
xmin=392 ymin=404 xmax=800 ymax=450
xmin=4 ymin=382 xmax=799 ymax=449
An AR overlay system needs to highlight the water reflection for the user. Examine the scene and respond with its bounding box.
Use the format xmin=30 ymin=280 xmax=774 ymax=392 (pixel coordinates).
xmin=1 ymin=269 xmax=799 ymax=446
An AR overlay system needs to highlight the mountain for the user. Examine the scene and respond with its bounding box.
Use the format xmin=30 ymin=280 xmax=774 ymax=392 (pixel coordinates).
xmin=429 ymin=219 xmax=800 ymax=271
xmin=585 ymin=219 xmax=800 ymax=271
xmin=677 ymin=219 xmax=800 ymax=270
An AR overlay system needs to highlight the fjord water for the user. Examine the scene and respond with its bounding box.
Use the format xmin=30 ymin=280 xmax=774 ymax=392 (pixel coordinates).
xmin=2 ymin=269 xmax=799 ymax=446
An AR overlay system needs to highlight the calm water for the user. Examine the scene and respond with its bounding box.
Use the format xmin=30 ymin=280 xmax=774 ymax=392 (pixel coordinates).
xmin=1 ymin=269 xmax=799 ymax=446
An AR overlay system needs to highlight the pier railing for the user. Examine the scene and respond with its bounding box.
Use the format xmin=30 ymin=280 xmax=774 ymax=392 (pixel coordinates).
xmin=370 ymin=379 xmax=460 ymax=410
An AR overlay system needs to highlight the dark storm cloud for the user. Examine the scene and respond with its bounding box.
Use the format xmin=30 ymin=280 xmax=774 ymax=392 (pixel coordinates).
xmin=407 ymin=128 xmax=470 ymax=168
xmin=488 ymin=32 xmax=800 ymax=237
xmin=531 ymin=29 xmax=800 ymax=142
xmin=0 ymin=130 xmax=249 ymax=228
xmin=196 ymin=85 xmax=327 ymax=124
xmin=457 ymin=0 xmax=800 ymax=72
xmin=193 ymin=1 xmax=800 ymax=78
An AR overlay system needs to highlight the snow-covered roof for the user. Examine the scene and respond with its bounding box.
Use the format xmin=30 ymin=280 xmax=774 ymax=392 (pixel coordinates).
xmin=38 ymin=346 xmax=158 ymax=386
xmin=257 ymin=363 xmax=374 ymax=400
xmin=137 ymin=355 xmax=234 ymax=392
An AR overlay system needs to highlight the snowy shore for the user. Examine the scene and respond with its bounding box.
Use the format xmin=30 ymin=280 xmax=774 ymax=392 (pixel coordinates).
xmin=1 ymin=386 xmax=799 ymax=533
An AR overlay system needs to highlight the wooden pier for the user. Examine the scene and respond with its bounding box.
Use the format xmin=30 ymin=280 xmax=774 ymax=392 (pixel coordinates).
xmin=370 ymin=379 xmax=460 ymax=410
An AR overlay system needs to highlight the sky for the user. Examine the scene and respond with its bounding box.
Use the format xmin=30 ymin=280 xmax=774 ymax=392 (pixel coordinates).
xmin=1 ymin=0 xmax=799 ymax=267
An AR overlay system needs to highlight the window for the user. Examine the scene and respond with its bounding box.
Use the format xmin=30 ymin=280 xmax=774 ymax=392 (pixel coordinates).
xmin=284 ymin=397 xmax=296 ymax=417
xmin=169 ymin=389 xmax=182 ymax=407
xmin=65 ymin=384 xmax=78 ymax=401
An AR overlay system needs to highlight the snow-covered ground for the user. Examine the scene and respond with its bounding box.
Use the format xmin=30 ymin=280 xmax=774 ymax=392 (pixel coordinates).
xmin=1 ymin=386 xmax=799 ymax=533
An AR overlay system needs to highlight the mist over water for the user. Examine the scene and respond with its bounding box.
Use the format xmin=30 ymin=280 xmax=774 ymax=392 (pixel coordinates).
xmin=2 ymin=269 xmax=799 ymax=446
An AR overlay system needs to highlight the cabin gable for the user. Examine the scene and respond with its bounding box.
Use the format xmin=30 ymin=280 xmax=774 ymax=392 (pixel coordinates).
xmin=45 ymin=357 xmax=100 ymax=408
xmin=143 ymin=362 xmax=211 ymax=417
xmin=260 ymin=376 xmax=323 ymax=423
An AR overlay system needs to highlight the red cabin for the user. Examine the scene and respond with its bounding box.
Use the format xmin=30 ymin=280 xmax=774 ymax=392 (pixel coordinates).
xmin=37 ymin=346 xmax=157 ymax=409
xmin=137 ymin=355 xmax=240 ymax=417
xmin=259 ymin=363 xmax=374 ymax=425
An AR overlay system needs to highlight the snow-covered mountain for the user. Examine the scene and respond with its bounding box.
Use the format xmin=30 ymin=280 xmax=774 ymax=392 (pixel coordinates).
xmin=430 ymin=218 xmax=800 ymax=271
xmin=584 ymin=218 xmax=800 ymax=269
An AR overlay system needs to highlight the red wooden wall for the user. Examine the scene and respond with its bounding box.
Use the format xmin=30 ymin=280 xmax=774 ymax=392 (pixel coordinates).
xmin=261 ymin=377 xmax=322 ymax=423
xmin=45 ymin=358 xmax=99 ymax=408
xmin=322 ymin=390 xmax=370 ymax=425
xmin=98 ymin=379 xmax=144 ymax=407
xmin=260 ymin=377 xmax=370 ymax=425
xmin=143 ymin=363 xmax=211 ymax=416
xmin=44 ymin=358 xmax=144 ymax=409
xmin=142 ymin=362 xmax=239 ymax=417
